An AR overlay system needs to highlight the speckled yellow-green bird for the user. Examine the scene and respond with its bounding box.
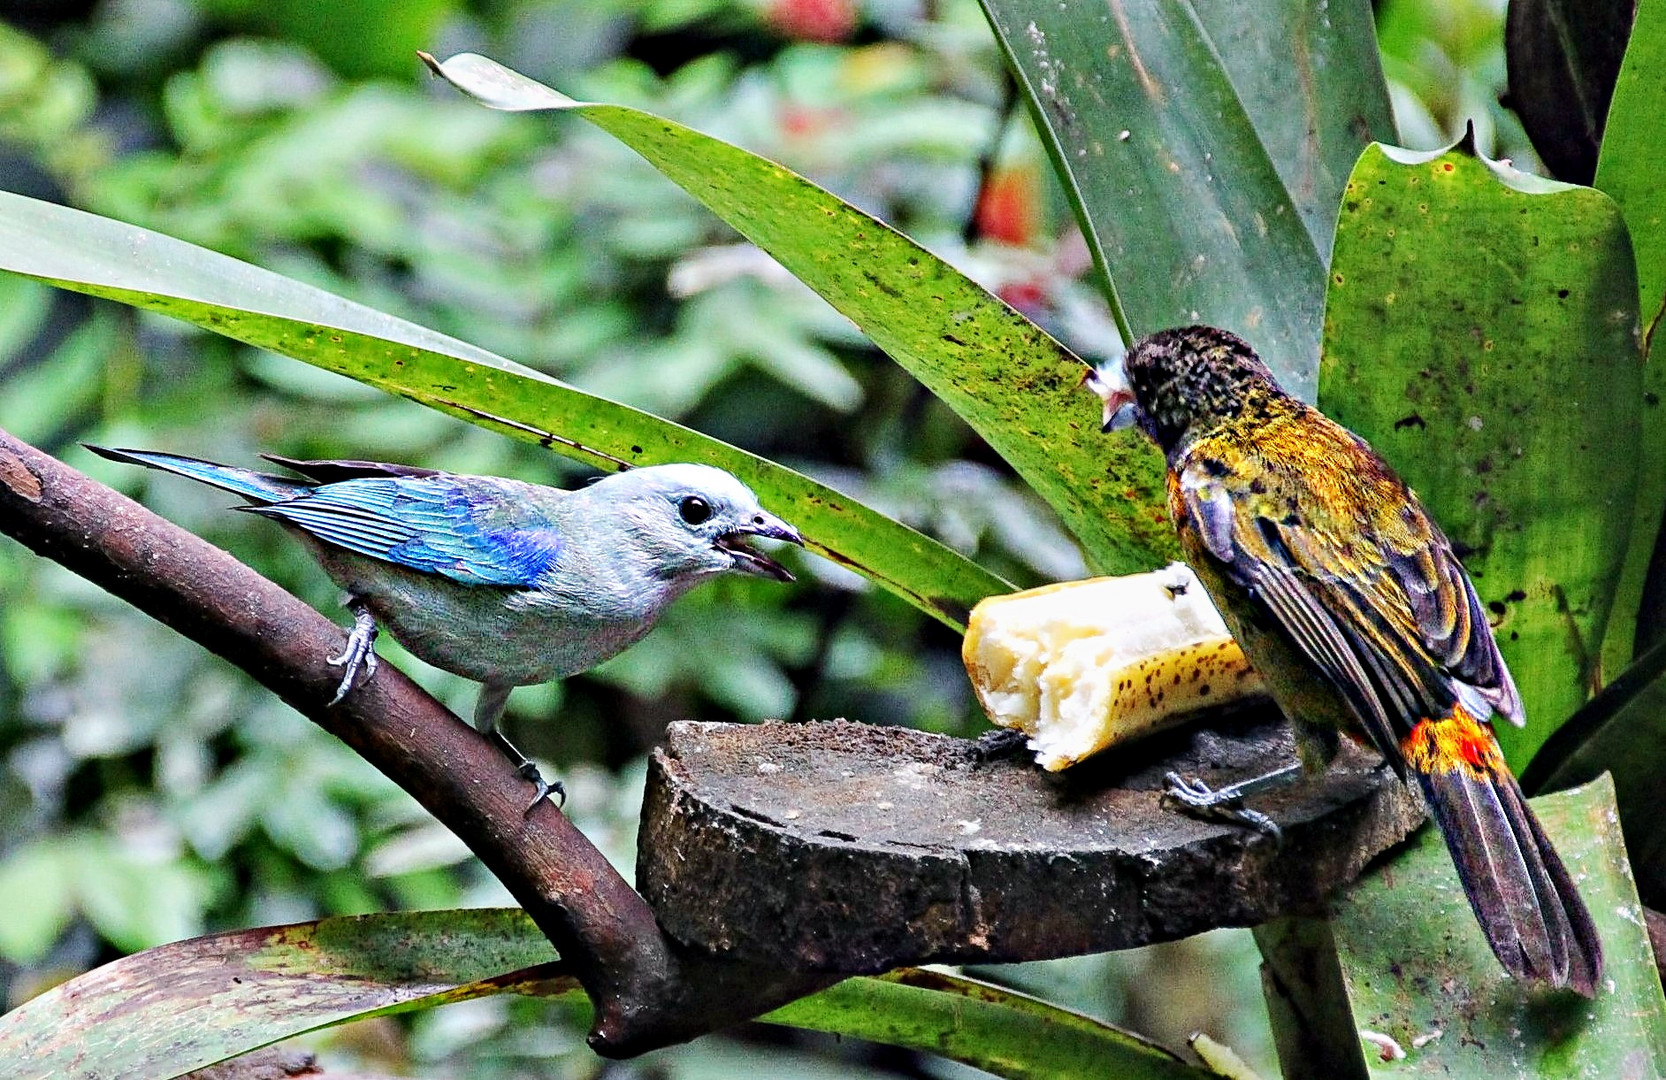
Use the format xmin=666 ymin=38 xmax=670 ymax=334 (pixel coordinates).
xmin=1086 ymin=325 xmax=1601 ymax=995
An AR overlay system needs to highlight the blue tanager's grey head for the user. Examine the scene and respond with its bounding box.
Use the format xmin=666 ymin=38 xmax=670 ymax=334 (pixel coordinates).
xmin=586 ymin=463 xmax=802 ymax=584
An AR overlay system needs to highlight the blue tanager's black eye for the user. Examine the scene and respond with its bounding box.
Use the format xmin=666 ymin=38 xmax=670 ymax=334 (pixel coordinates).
xmin=679 ymin=495 xmax=711 ymax=525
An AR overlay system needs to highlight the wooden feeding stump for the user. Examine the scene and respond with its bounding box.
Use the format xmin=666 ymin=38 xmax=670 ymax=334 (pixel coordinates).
xmin=637 ymin=708 xmax=1423 ymax=973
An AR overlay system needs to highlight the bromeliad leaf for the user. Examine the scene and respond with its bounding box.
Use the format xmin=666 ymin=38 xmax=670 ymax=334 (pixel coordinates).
xmin=0 ymin=908 xmax=1223 ymax=1080
xmin=976 ymin=0 xmax=1388 ymax=403
xmin=0 ymin=189 xmax=1010 ymax=630
xmin=420 ymin=50 xmax=1178 ymax=578
xmin=1330 ymin=777 xmax=1666 ymax=1076
xmin=0 ymin=909 xmax=572 ymax=1080
xmin=1593 ymin=0 xmax=1666 ymax=665
xmin=760 ymin=968 xmax=1221 ymax=1080
xmin=1186 ymin=0 xmax=1396 ymax=253
xmin=1319 ymin=137 xmax=1642 ymax=765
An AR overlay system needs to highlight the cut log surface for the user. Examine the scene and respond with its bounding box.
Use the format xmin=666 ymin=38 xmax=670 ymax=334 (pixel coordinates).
xmin=638 ymin=712 xmax=1423 ymax=973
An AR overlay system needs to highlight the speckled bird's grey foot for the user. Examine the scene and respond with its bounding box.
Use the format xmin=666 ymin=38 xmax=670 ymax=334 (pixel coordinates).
xmin=490 ymin=729 xmax=566 ymax=813
xmin=1162 ymin=765 xmax=1299 ymax=842
xmin=327 ymin=598 xmax=379 ymax=705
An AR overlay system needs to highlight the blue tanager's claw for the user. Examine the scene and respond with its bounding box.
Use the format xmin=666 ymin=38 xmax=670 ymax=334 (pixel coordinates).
xmin=518 ymin=763 xmax=566 ymax=813
xmin=484 ymin=725 xmax=565 ymax=814
xmin=327 ymin=598 xmax=379 ymax=705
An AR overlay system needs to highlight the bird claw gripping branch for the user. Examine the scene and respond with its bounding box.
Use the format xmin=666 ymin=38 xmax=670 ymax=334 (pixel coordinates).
xmin=326 ymin=597 xmax=380 ymax=706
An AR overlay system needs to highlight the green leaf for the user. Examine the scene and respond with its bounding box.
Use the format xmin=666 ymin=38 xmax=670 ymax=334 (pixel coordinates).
xmin=1330 ymin=776 xmax=1666 ymax=1076
xmin=1594 ymin=0 xmax=1666 ymax=666
xmin=420 ymin=51 xmax=1177 ymax=577
xmin=0 ymin=840 xmax=74 ymax=966
xmin=1597 ymin=0 xmax=1666 ymax=330
xmin=1319 ymin=138 xmax=1643 ymax=765
xmin=0 ymin=189 xmax=1007 ymax=629
xmin=1187 ymin=0 xmax=1396 ymax=253
xmin=0 ymin=909 xmax=571 ymax=1080
xmin=760 ymin=968 xmax=1220 ymax=1080
xmin=976 ymin=0 xmax=1363 ymax=401
xmin=0 ymin=909 xmax=1223 ymax=1080
xmin=1523 ymin=634 xmax=1666 ymax=907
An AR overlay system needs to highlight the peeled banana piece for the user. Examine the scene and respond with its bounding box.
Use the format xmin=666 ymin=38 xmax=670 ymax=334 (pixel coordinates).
xmin=962 ymin=563 xmax=1266 ymax=771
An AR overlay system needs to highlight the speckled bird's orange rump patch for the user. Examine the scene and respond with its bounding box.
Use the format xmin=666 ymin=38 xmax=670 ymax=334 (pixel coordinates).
xmin=1399 ymin=707 xmax=1506 ymax=779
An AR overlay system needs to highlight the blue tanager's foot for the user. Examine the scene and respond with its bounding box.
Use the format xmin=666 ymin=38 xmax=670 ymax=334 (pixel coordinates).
xmin=1162 ymin=765 xmax=1298 ymax=842
xmin=327 ymin=599 xmax=379 ymax=705
xmin=517 ymin=761 xmax=566 ymax=813
xmin=489 ymin=728 xmax=566 ymax=813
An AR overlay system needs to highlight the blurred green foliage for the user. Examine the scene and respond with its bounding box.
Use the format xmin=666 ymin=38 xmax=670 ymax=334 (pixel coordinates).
xmin=0 ymin=0 xmax=1530 ymax=1076
xmin=1377 ymin=0 xmax=1540 ymax=162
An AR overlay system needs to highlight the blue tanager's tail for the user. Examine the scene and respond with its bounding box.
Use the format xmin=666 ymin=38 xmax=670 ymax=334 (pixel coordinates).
xmin=86 ymin=446 xmax=313 ymax=504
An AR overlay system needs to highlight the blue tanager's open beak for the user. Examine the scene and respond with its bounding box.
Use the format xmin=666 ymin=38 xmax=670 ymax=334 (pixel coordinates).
xmin=718 ymin=510 xmax=803 ymax=581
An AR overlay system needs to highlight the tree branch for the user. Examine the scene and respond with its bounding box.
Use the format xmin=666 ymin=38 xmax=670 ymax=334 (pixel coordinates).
xmin=0 ymin=427 xmax=831 ymax=1057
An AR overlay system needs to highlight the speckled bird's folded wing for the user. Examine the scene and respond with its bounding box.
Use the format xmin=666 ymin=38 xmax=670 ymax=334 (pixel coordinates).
xmin=1173 ymin=446 xmax=1519 ymax=759
xmin=1378 ymin=519 xmax=1522 ymax=726
xmin=246 ymin=476 xmax=565 ymax=588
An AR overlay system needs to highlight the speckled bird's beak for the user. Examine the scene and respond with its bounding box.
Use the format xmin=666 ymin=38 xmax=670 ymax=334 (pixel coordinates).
xmin=1082 ymin=362 xmax=1138 ymax=432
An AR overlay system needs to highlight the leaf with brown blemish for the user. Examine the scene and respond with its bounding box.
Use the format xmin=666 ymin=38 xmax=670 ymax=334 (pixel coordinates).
xmin=0 ymin=909 xmax=1219 ymax=1080
xmin=420 ymin=51 xmax=1180 ymax=575
xmin=1321 ymin=138 xmax=1642 ymax=765
xmin=0 ymin=190 xmax=1009 ymax=631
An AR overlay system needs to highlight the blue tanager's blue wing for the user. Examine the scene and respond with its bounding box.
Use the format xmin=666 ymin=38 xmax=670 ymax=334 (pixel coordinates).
xmin=247 ymin=477 xmax=566 ymax=588
xmin=85 ymin=448 xmax=568 ymax=588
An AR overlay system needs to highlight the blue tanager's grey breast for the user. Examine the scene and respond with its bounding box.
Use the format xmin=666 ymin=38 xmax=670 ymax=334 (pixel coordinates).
xmin=87 ymin=447 xmax=804 ymax=808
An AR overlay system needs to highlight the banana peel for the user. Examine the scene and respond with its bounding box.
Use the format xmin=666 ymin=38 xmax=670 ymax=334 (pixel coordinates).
xmin=962 ymin=564 xmax=1267 ymax=771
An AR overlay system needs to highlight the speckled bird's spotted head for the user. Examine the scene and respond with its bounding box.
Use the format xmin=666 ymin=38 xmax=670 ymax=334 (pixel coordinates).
xmin=1086 ymin=326 xmax=1281 ymax=454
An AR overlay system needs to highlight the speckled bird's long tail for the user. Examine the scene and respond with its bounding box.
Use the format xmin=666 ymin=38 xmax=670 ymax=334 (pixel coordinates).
xmin=1402 ymin=707 xmax=1603 ymax=995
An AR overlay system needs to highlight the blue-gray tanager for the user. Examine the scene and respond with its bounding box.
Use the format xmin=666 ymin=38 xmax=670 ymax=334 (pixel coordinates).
xmin=88 ymin=446 xmax=803 ymax=806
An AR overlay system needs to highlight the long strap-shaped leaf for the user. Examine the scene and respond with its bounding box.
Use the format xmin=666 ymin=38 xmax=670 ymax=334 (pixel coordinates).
xmin=977 ymin=0 xmax=1358 ymax=403
xmin=0 ymin=908 xmax=1223 ymax=1080
xmin=421 ymin=51 xmax=1178 ymax=578
xmin=1592 ymin=0 xmax=1666 ymax=669
xmin=0 ymin=189 xmax=1009 ymax=629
